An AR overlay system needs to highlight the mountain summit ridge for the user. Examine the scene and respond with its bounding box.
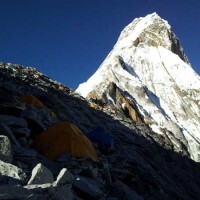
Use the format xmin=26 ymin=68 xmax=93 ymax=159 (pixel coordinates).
xmin=114 ymin=12 xmax=189 ymax=63
xmin=76 ymin=13 xmax=200 ymax=162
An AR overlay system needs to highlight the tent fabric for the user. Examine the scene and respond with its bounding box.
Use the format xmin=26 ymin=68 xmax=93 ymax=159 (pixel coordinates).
xmin=86 ymin=126 xmax=113 ymax=148
xmin=20 ymin=95 xmax=44 ymax=108
xmin=33 ymin=121 xmax=98 ymax=162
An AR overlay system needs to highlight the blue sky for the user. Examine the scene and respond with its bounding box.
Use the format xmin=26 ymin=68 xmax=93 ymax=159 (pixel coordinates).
xmin=0 ymin=0 xmax=200 ymax=89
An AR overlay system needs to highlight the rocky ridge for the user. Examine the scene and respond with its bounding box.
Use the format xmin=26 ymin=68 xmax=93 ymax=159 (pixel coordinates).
xmin=0 ymin=59 xmax=200 ymax=200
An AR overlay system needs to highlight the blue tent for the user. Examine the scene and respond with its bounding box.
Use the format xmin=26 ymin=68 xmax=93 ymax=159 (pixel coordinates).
xmin=86 ymin=126 xmax=113 ymax=148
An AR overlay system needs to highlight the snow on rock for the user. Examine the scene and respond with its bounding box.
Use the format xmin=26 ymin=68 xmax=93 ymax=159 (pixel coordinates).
xmin=76 ymin=13 xmax=200 ymax=162
xmin=0 ymin=160 xmax=26 ymax=182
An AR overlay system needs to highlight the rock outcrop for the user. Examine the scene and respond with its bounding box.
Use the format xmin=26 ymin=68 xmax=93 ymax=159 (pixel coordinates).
xmin=27 ymin=163 xmax=54 ymax=185
xmin=0 ymin=135 xmax=12 ymax=163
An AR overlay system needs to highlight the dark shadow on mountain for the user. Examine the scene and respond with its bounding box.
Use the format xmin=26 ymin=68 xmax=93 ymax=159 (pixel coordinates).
xmin=143 ymin=86 xmax=170 ymax=118
xmin=117 ymin=56 xmax=140 ymax=79
xmin=1 ymin=67 xmax=200 ymax=200
xmin=118 ymin=59 xmax=170 ymax=119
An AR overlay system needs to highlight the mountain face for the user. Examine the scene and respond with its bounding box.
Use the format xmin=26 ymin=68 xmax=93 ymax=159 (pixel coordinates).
xmin=76 ymin=13 xmax=200 ymax=162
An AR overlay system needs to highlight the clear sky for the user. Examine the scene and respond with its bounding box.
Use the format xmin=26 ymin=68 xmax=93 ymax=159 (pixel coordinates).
xmin=0 ymin=0 xmax=200 ymax=89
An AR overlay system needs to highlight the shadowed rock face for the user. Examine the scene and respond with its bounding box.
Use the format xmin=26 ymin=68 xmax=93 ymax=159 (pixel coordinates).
xmin=76 ymin=13 xmax=200 ymax=162
xmin=88 ymin=82 xmax=144 ymax=124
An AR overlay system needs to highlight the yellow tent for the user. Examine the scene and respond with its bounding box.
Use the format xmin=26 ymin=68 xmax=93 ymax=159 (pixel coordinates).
xmin=33 ymin=121 xmax=98 ymax=162
xmin=20 ymin=95 xmax=43 ymax=108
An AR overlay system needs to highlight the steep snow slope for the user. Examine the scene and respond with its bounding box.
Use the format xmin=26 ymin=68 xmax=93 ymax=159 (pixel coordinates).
xmin=76 ymin=13 xmax=200 ymax=162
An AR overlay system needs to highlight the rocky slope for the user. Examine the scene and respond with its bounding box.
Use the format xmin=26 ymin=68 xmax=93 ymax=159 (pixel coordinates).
xmin=76 ymin=12 xmax=200 ymax=162
xmin=0 ymin=62 xmax=200 ymax=200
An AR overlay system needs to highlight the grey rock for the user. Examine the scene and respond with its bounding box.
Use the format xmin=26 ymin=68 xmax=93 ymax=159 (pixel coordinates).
xmin=54 ymin=168 xmax=74 ymax=186
xmin=57 ymin=153 xmax=71 ymax=162
xmin=0 ymin=175 xmax=22 ymax=185
xmin=25 ymin=183 xmax=53 ymax=190
xmin=81 ymin=166 xmax=98 ymax=178
xmin=11 ymin=127 xmax=30 ymax=137
xmin=72 ymin=176 xmax=103 ymax=198
xmin=25 ymin=183 xmax=73 ymax=200
xmin=0 ymin=115 xmax=27 ymax=127
xmin=21 ymin=106 xmax=54 ymax=128
xmin=0 ymin=185 xmax=31 ymax=200
xmin=0 ymin=104 xmax=24 ymax=116
xmin=108 ymin=180 xmax=144 ymax=200
xmin=52 ymin=184 xmax=73 ymax=200
xmin=25 ymin=194 xmax=38 ymax=200
xmin=0 ymin=135 xmax=12 ymax=163
xmin=70 ymin=168 xmax=82 ymax=175
xmin=17 ymin=137 xmax=29 ymax=147
xmin=0 ymin=160 xmax=26 ymax=183
xmin=28 ymin=163 xmax=54 ymax=185
xmin=0 ymin=183 xmax=56 ymax=200
xmin=25 ymin=194 xmax=52 ymax=200
xmin=0 ymin=124 xmax=20 ymax=147
xmin=13 ymin=147 xmax=37 ymax=159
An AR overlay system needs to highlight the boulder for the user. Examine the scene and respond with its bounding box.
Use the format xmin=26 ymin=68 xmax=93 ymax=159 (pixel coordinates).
xmin=0 ymin=175 xmax=22 ymax=185
xmin=24 ymin=182 xmax=73 ymax=200
xmin=0 ymin=160 xmax=26 ymax=183
xmin=21 ymin=106 xmax=53 ymax=129
xmin=0 ymin=87 xmax=19 ymax=105
xmin=81 ymin=166 xmax=98 ymax=178
xmin=0 ymin=183 xmax=56 ymax=199
xmin=52 ymin=184 xmax=73 ymax=200
xmin=13 ymin=147 xmax=37 ymax=159
xmin=0 ymin=115 xmax=27 ymax=127
xmin=72 ymin=175 xmax=103 ymax=198
xmin=0 ymin=104 xmax=24 ymax=116
xmin=0 ymin=124 xmax=20 ymax=147
xmin=108 ymin=180 xmax=144 ymax=200
xmin=11 ymin=127 xmax=30 ymax=137
xmin=0 ymin=185 xmax=32 ymax=199
xmin=25 ymin=183 xmax=53 ymax=190
xmin=54 ymin=168 xmax=74 ymax=186
xmin=17 ymin=137 xmax=29 ymax=147
xmin=0 ymin=135 xmax=12 ymax=163
xmin=28 ymin=163 xmax=54 ymax=185
xmin=57 ymin=152 xmax=71 ymax=162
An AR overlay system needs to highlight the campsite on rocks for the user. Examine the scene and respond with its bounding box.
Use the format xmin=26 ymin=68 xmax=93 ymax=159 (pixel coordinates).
xmin=0 ymin=12 xmax=200 ymax=200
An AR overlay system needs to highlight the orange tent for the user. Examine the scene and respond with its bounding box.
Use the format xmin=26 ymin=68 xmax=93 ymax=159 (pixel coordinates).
xmin=33 ymin=121 xmax=98 ymax=162
xmin=20 ymin=95 xmax=43 ymax=108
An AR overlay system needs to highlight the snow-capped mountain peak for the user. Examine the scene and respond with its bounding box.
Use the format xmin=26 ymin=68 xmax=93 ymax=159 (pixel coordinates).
xmin=76 ymin=13 xmax=200 ymax=162
xmin=115 ymin=12 xmax=188 ymax=63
